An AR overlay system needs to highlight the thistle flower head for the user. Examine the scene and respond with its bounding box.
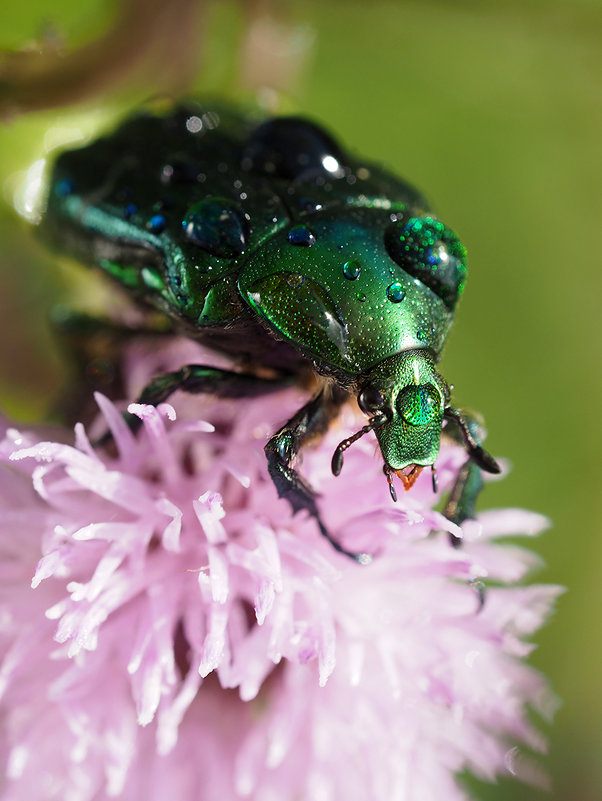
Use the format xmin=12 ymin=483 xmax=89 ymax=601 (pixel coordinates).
xmin=0 ymin=339 xmax=561 ymax=800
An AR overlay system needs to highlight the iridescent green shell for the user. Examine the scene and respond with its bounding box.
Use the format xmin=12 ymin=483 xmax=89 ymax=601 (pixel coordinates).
xmin=41 ymin=101 xmax=467 ymax=378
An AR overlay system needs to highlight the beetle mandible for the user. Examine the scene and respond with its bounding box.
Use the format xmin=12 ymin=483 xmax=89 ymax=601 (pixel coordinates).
xmin=40 ymin=101 xmax=500 ymax=559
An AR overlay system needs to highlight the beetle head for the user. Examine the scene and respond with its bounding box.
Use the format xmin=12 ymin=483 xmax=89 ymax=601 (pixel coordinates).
xmin=331 ymin=350 xmax=449 ymax=493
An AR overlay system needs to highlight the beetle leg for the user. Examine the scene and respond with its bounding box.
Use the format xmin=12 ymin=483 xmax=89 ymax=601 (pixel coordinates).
xmin=441 ymin=408 xmax=497 ymax=547
xmin=264 ymin=388 xmax=365 ymax=561
xmin=442 ymin=458 xmax=484 ymax=548
xmin=137 ymin=365 xmax=289 ymax=405
xmin=98 ymin=365 xmax=290 ymax=443
xmin=444 ymin=406 xmax=500 ymax=475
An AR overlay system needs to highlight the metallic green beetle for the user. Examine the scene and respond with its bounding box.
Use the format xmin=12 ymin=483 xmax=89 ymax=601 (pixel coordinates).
xmin=40 ymin=101 xmax=499 ymax=559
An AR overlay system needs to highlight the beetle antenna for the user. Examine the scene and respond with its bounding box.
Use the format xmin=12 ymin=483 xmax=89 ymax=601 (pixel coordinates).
xmin=444 ymin=407 xmax=501 ymax=474
xmin=331 ymin=414 xmax=386 ymax=477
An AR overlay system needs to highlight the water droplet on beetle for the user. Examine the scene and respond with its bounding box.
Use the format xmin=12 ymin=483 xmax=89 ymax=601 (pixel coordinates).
xmin=386 ymin=282 xmax=405 ymax=303
xmin=356 ymin=292 xmax=367 ymax=302
xmin=182 ymin=197 xmax=247 ymax=258
xmin=343 ymin=260 xmax=361 ymax=280
xmin=286 ymin=273 xmax=306 ymax=288
xmin=299 ymin=198 xmax=323 ymax=213
xmin=243 ymin=117 xmax=345 ymax=181
xmin=147 ymin=214 xmax=167 ymax=233
xmin=425 ymin=241 xmax=450 ymax=266
xmin=287 ymin=225 xmax=316 ymax=247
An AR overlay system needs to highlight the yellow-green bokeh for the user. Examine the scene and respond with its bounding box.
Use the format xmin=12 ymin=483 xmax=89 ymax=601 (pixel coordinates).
xmin=0 ymin=2 xmax=600 ymax=799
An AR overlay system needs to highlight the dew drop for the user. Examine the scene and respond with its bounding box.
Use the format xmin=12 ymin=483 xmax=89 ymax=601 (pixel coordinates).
xmin=147 ymin=214 xmax=167 ymax=234
xmin=356 ymin=292 xmax=367 ymax=302
xmin=299 ymin=198 xmax=323 ymax=213
xmin=286 ymin=273 xmax=306 ymax=288
xmin=343 ymin=260 xmax=361 ymax=280
xmin=182 ymin=197 xmax=247 ymax=258
xmin=425 ymin=241 xmax=450 ymax=266
xmin=287 ymin=225 xmax=316 ymax=247
xmin=123 ymin=203 xmax=137 ymax=219
xmin=386 ymin=282 xmax=406 ymax=303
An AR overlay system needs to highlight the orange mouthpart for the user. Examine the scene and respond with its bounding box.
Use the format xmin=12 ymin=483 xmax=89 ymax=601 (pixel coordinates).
xmin=395 ymin=464 xmax=423 ymax=491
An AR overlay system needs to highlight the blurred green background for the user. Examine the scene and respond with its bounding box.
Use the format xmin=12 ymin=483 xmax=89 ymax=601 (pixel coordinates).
xmin=0 ymin=1 xmax=600 ymax=799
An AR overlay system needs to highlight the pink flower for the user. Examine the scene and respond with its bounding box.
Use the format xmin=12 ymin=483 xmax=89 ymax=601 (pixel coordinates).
xmin=0 ymin=339 xmax=561 ymax=800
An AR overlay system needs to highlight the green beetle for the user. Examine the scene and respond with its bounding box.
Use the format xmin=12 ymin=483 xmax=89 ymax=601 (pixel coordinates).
xmin=40 ymin=101 xmax=499 ymax=559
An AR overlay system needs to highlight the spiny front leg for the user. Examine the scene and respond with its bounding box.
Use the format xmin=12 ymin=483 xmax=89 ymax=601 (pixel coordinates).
xmin=264 ymin=388 xmax=365 ymax=561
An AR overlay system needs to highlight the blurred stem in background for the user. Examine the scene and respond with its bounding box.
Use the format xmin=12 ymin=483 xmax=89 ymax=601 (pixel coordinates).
xmin=0 ymin=0 xmax=313 ymax=118
xmin=0 ymin=0 xmax=206 ymax=117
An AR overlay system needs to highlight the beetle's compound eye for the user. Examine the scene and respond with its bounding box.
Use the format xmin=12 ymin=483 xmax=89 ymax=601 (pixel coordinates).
xmin=396 ymin=383 xmax=442 ymax=426
xmin=358 ymin=385 xmax=386 ymax=415
xmin=385 ymin=216 xmax=467 ymax=310
xmin=242 ymin=117 xmax=345 ymax=181
xmin=182 ymin=197 xmax=248 ymax=258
